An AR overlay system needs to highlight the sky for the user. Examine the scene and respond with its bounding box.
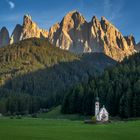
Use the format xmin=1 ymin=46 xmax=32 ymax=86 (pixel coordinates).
xmin=0 ymin=0 xmax=139 ymax=43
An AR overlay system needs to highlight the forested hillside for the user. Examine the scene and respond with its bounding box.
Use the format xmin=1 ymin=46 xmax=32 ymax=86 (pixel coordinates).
xmin=62 ymin=53 xmax=140 ymax=118
xmin=0 ymin=38 xmax=115 ymax=115
xmin=0 ymin=38 xmax=77 ymax=85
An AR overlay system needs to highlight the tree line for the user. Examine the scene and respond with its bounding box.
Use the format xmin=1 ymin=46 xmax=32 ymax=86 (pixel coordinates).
xmin=0 ymin=38 xmax=114 ymax=116
xmin=61 ymin=53 xmax=140 ymax=118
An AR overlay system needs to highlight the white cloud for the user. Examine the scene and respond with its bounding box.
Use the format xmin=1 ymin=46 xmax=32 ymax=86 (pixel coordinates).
xmin=7 ymin=1 xmax=15 ymax=9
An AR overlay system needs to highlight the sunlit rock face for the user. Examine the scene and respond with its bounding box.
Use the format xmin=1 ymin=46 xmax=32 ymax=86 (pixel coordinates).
xmin=10 ymin=15 xmax=48 ymax=44
xmin=21 ymin=15 xmax=48 ymax=39
xmin=48 ymin=11 xmax=89 ymax=53
xmin=48 ymin=11 xmax=136 ymax=61
xmin=0 ymin=27 xmax=10 ymax=47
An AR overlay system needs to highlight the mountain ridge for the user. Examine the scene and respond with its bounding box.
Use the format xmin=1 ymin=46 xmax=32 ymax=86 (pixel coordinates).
xmin=49 ymin=11 xmax=136 ymax=61
xmin=0 ymin=11 xmax=139 ymax=61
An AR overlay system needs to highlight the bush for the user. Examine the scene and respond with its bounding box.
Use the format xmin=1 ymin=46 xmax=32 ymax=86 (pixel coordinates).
xmin=92 ymin=116 xmax=97 ymax=123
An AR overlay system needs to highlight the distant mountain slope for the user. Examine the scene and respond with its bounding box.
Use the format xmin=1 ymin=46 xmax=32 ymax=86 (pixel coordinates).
xmin=0 ymin=38 xmax=116 ymax=108
xmin=135 ymin=42 xmax=140 ymax=51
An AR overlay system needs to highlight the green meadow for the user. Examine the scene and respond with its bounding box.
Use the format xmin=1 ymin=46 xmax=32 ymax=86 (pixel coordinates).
xmin=0 ymin=117 xmax=140 ymax=140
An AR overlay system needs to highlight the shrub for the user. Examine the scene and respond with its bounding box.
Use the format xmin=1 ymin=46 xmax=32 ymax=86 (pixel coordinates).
xmin=92 ymin=116 xmax=97 ymax=123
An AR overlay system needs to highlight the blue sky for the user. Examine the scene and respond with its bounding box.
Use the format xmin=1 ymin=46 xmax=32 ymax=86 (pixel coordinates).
xmin=0 ymin=0 xmax=139 ymax=42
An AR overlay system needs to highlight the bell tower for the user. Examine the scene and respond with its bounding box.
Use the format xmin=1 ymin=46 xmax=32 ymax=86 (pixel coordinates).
xmin=95 ymin=97 xmax=99 ymax=117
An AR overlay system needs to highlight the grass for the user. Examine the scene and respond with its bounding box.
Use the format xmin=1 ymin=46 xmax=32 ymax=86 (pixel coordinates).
xmin=38 ymin=106 xmax=90 ymax=120
xmin=0 ymin=117 xmax=140 ymax=140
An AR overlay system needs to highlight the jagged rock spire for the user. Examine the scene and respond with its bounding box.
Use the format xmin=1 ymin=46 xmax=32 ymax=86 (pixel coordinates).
xmin=10 ymin=14 xmax=49 ymax=44
xmin=0 ymin=27 xmax=10 ymax=47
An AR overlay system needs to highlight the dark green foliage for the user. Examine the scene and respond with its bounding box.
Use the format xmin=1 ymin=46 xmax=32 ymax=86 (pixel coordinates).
xmin=62 ymin=53 xmax=140 ymax=118
xmin=0 ymin=38 xmax=115 ymax=115
xmin=0 ymin=94 xmax=47 ymax=115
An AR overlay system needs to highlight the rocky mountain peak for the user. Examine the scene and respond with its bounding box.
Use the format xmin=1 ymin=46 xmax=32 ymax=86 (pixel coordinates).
xmin=65 ymin=10 xmax=85 ymax=20
xmin=10 ymin=24 xmax=23 ymax=44
xmin=10 ymin=14 xmax=48 ymax=44
xmin=0 ymin=27 xmax=10 ymax=47
xmin=91 ymin=16 xmax=99 ymax=22
xmin=24 ymin=14 xmax=32 ymax=20
xmin=100 ymin=16 xmax=119 ymax=33
xmin=60 ymin=10 xmax=86 ymax=31
xmin=21 ymin=14 xmax=48 ymax=39
xmin=90 ymin=16 xmax=102 ymax=29
xmin=48 ymin=11 xmax=136 ymax=61
xmin=23 ymin=14 xmax=33 ymax=27
xmin=1 ymin=27 xmax=8 ymax=32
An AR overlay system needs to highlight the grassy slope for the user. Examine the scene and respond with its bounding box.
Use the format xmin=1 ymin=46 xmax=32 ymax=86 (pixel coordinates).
xmin=38 ymin=106 xmax=89 ymax=120
xmin=0 ymin=118 xmax=140 ymax=140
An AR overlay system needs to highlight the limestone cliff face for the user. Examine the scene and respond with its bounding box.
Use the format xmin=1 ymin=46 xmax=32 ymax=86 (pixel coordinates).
xmin=48 ymin=11 xmax=89 ymax=52
xmin=10 ymin=24 xmax=23 ymax=44
xmin=125 ymin=35 xmax=136 ymax=47
xmin=10 ymin=15 xmax=48 ymax=44
xmin=0 ymin=27 xmax=10 ymax=47
xmin=20 ymin=15 xmax=48 ymax=40
xmin=48 ymin=11 xmax=136 ymax=61
xmin=135 ymin=42 xmax=140 ymax=51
